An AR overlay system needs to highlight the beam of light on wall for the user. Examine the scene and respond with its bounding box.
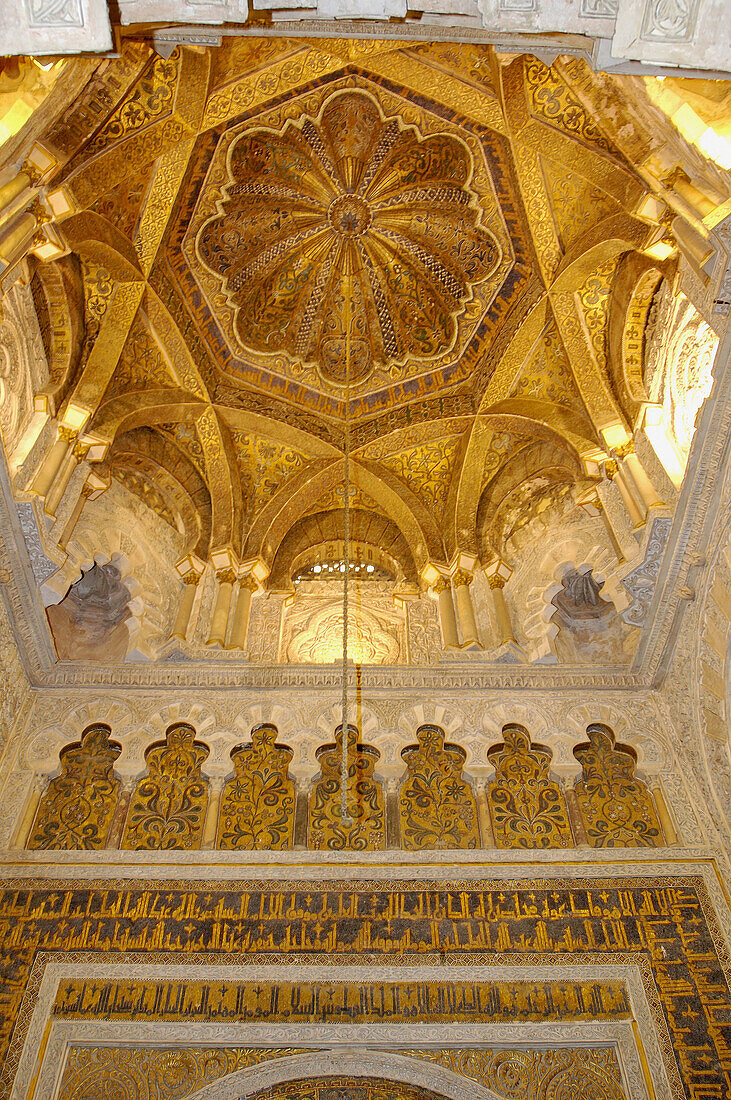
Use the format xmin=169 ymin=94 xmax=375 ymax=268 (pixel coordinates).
xmin=645 ymin=80 xmax=731 ymax=172
xmin=643 ymin=405 xmax=686 ymax=489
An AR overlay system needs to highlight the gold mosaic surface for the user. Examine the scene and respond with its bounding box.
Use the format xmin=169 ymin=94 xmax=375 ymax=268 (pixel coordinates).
xmin=0 ymin=878 xmax=728 ymax=1099
xmin=487 ymin=724 xmax=573 ymax=850
xmin=28 ymin=720 xmax=665 ymax=853
xmin=217 ymin=724 xmax=295 ymax=850
xmin=308 ymin=723 xmax=385 ymax=850
xmin=54 ymin=976 xmax=630 ymax=1023
xmin=399 ymin=723 xmax=480 ymax=850
xmin=29 ymin=724 xmax=121 ymax=850
xmin=15 ymin=38 xmax=672 ymax=629
xmin=573 ymin=724 xmax=664 ymax=848
xmin=194 ymin=88 xmax=500 ymax=386
xmin=56 ymin=1049 xmax=627 ymax=1100
xmin=122 ymin=722 xmax=209 ymax=851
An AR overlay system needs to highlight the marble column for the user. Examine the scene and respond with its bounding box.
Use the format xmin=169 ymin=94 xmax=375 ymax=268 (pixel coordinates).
xmin=652 ymin=785 xmax=678 ymax=845
xmin=0 ymin=211 xmax=37 ymax=269
xmin=10 ymin=776 xmax=44 ymax=849
xmin=207 ymin=568 xmax=236 ymax=647
xmin=452 ymin=569 xmax=480 ymax=647
xmin=203 ymin=777 xmax=224 ymax=849
xmin=615 ymin=440 xmax=664 ymax=515
xmin=577 ymin=487 xmax=625 ymax=564
xmin=171 ymin=571 xmax=202 ymax=641
xmin=57 ymin=472 xmax=107 ymax=550
xmin=44 ymin=439 xmax=88 ymax=517
xmin=487 ymin=574 xmax=517 ymax=647
xmin=433 ymin=576 xmax=459 ymax=648
xmin=604 ymin=458 xmax=644 ymax=529
xmin=31 ymin=425 xmax=75 ymax=499
xmin=0 ymin=170 xmax=33 ymax=224
xmin=228 ymin=574 xmax=257 ymax=650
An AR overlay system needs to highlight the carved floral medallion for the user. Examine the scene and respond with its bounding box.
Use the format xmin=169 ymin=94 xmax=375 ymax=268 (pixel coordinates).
xmin=195 ymin=89 xmax=500 ymax=385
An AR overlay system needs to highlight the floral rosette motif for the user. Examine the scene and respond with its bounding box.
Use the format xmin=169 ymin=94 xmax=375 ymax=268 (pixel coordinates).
xmin=196 ymin=89 xmax=500 ymax=385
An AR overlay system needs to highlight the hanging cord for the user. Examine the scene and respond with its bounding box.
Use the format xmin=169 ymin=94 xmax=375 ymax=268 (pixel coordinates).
xmin=340 ymin=273 xmax=353 ymax=826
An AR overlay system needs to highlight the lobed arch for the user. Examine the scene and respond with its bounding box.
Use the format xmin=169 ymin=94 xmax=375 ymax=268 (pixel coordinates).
xmin=244 ymin=457 xmax=443 ymax=577
xmin=476 ymin=438 xmax=584 ymax=563
xmin=550 ymin=224 xmax=651 ymax=294
xmin=187 ymin=1053 xmax=506 ymax=1100
xmin=607 ymin=253 xmax=667 ymax=426
xmin=59 ymin=211 xmax=145 ymax=283
xmin=108 ymin=426 xmax=213 ymax=559
xmin=27 ymin=254 xmax=85 ymax=415
xmin=267 ymin=507 xmax=418 ymax=589
xmin=90 ymin=400 xmax=244 ymax=558
xmin=450 ymin=412 xmax=585 ymax=560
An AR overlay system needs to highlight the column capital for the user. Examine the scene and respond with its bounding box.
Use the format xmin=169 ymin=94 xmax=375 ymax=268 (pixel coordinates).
xmin=484 ymin=558 xmax=513 ymax=588
xmin=72 ymin=441 xmax=90 ymax=462
xmin=613 ymin=439 xmax=636 ymax=460
xmin=604 ymin=458 xmax=619 ymax=480
xmin=432 ymin=575 xmax=451 ymax=594
xmin=237 ymin=573 xmax=258 ymax=592
xmin=57 ymin=425 xmax=77 ymax=445
xmin=215 ymin=567 xmax=237 ymax=586
xmin=452 ymin=569 xmax=473 ymax=588
xmin=182 ymin=570 xmax=202 ymax=587
xmin=175 ymin=553 xmax=206 ymax=581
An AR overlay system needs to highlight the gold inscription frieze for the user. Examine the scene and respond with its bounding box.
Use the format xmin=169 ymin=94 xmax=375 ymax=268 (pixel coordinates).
xmin=53 ymin=976 xmax=631 ymax=1024
xmin=0 ymin=879 xmax=728 ymax=1100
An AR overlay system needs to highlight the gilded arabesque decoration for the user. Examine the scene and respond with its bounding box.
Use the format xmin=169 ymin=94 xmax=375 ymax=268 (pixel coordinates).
xmin=308 ymin=723 xmax=385 ymax=850
xmin=573 ymin=723 xmax=663 ymax=848
xmin=399 ymin=723 xmax=480 ymax=850
xmin=231 ymin=430 xmax=309 ymax=516
xmin=233 ymin=1078 xmax=457 ymax=1100
xmin=28 ymin=723 xmax=121 ymax=851
xmin=487 ymin=724 xmax=574 ymax=849
xmin=122 ymin=722 xmax=209 ymax=850
xmin=217 ymin=723 xmax=295 ymax=851
xmin=58 ymin=1048 xmax=309 ymax=1100
xmin=1 ymin=879 xmax=730 ymax=1099
xmin=379 ymin=437 xmax=462 ymax=519
xmin=57 ymin=1047 xmax=627 ymax=1100
xmin=195 ymin=88 xmax=500 ymax=385
xmin=405 ymin=1048 xmax=626 ymax=1100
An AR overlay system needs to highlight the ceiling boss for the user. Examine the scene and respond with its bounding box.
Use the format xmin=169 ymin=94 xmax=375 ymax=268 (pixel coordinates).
xmin=195 ymin=89 xmax=501 ymax=387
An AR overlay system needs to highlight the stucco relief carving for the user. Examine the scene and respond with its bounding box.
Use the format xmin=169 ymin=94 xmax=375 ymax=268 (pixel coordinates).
xmin=0 ymin=284 xmax=47 ymax=461
xmin=645 ymin=294 xmax=719 ymax=472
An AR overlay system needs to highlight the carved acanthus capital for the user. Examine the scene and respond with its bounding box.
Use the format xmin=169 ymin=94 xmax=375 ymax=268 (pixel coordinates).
xmin=57 ymin=425 xmax=77 ymax=445
xmin=451 ymin=569 xmax=473 ymax=588
xmin=487 ymin=574 xmax=507 ymax=591
xmin=182 ymin=571 xmax=202 ymax=587
xmin=27 ymin=197 xmax=51 ymax=227
xmin=238 ymin=573 xmax=258 ymax=593
xmin=604 ymin=459 xmax=619 ymax=480
xmin=215 ymin=568 xmax=237 ymax=586
xmin=432 ymin=576 xmax=451 ymax=595
xmin=613 ymin=439 xmax=635 ymax=461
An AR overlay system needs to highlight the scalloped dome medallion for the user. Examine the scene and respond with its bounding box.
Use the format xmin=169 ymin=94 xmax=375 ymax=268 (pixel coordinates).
xmin=195 ymin=89 xmax=501 ymax=386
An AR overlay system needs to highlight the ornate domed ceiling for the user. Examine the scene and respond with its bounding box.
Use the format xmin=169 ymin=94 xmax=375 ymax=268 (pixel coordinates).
xmin=2 ymin=35 xmax=728 ymax=670
xmin=191 ymin=88 xmax=502 ymax=389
